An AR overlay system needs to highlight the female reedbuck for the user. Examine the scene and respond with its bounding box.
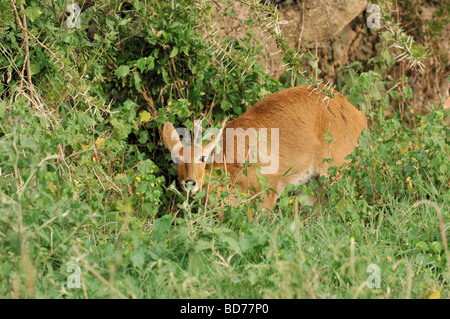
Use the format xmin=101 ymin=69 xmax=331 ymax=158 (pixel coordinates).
xmin=162 ymin=85 xmax=366 ymax=209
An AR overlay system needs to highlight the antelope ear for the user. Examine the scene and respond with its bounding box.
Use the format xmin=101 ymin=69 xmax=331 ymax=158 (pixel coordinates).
xmin=162 ymin=122 xmax=180 ymax=152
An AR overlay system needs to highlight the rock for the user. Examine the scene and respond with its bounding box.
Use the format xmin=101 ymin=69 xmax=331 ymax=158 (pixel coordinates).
xmin=281 ymin=0 xmax=368 ymax=43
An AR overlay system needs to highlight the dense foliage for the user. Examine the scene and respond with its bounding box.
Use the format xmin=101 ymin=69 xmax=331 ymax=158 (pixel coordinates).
xmin=0 ymin=0 xmax=448 ymax=298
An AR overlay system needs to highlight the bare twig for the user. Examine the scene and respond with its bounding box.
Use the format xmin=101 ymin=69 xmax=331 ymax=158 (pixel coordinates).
xmin=9 ymin=0 xmax=34 ymax=90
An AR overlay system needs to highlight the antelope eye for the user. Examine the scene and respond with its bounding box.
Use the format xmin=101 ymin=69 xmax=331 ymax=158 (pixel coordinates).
xmin=199 ymin=155 xmax=207 ymax=163
xmin=173 ymin=157 xmax=182 ymax=164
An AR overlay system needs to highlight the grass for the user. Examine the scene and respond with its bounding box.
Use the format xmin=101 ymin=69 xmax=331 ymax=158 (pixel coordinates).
xmin=0 ymin=0 xmax=448 ymax=300
xmin=1 ymin=126 xmax=448 ymax=299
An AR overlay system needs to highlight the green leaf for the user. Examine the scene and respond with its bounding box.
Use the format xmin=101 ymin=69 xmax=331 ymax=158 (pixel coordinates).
xmin=138 ymin=159 xmax=158 ymax=174
xmin=169 ymin=46 xmax=179 ymax=58
xmin=21 ymin=135 xmax=37 ymax=150
xmin=0 ymin=101 xmax=6 ymax=118
xmin=136 ymin=58 xmax=147 ymax=72
xmin=431 ymin=242 xmax=443 ymax=254
xmin=30 ymin=62 xmax=41 ymax=75
xmin=110 ymin=118 xmax=132 ymax=139
xmin=195 ymin=240 xmax=212 ymax=252
xmin=24 ymin=6 xmax=42 ymax=23
xmin=221 ymin=236 xmax=242 ymax=255
xmin=147 ymin=57 xmax=155 ymax=70
xmin=133 ymin=72 xmax=142 ymax=91
xmin=130 ymin=250 xmax=145 ymax=268
xmin=139 ymin=111 xmax=152 ymax=123
xmin=403 ymin=86 xmax=413 ymax=100
xmin=115 ymin=65 xmax=130 ymax=78
xmin=119 ymin=18 xmax=132 ymax=26
xmin=151 ymin=215 xmax=172 ymax=240
xmin=138 ymin=130 xmax=149 ymax=144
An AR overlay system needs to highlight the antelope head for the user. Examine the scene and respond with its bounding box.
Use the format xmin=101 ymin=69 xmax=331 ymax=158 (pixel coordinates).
xmin=162 ymin=121 xmax=224 ymax=193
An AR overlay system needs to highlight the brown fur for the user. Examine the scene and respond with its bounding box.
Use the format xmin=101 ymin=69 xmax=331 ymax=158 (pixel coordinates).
xmin=163 ymin=85 xmax=367 ymax=209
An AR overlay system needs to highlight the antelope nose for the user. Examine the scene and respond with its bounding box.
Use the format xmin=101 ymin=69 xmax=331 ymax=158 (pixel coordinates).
xmin=185 ymin=179 xmax=196 ymax=187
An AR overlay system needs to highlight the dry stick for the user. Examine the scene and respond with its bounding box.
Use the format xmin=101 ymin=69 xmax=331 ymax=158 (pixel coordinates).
xmin=21 ymin=241 xmax=36 ymax=299
xmin=20 ymin=4 xmax=33 ymax=87
xmin=141 ymin=86 xmax=158 ymax=117
xmin=9 ymin=1 xmax=57 ymax=129
xmin=203 ymin=161 xmax=215 ymax=219
xmin=80 ymin=166 xmax=93 ymax=200
xmin=72 ymin=245 xmax=128 ymax=299
xmin=297 ymin=0 xmax=305 ymax=51
xmin=9 ymin=1 xmax=33 ymax=90
xmin=362 ymin=111 xmax=377 ymax=202
xmin=352 ymin=281 xmax=369 ymax=299
xmin=349 ymin=237 xmax=356 ymax=277
xmin=28 ymin=33 xmax=59 ymax=62
xmin=7 ymin=2 xmax=26 ymax=94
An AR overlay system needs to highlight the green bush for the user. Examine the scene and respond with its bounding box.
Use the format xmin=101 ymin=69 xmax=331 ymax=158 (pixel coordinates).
xmin=0 ymin=0 xmax=448 ymax=299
